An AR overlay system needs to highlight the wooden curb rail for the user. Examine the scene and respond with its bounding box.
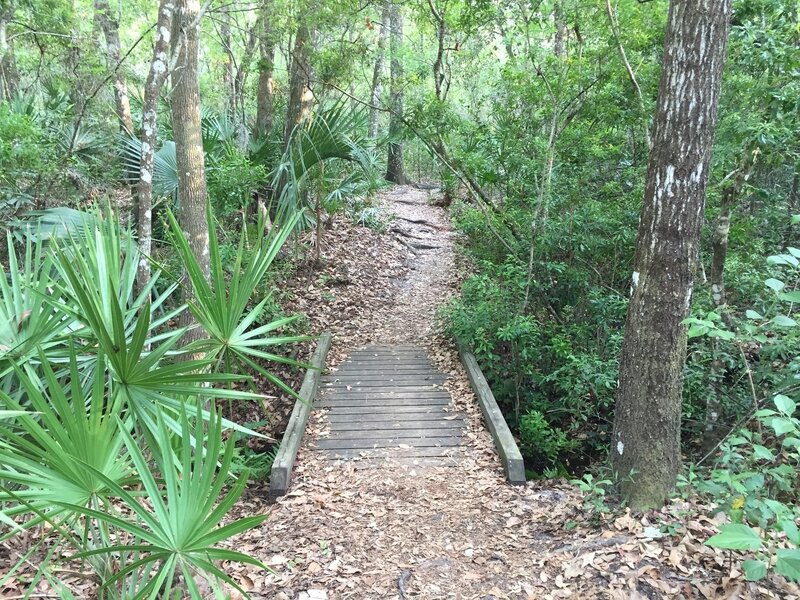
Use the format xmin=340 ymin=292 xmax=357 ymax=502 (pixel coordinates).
xmin=269 ymin=332 xmax=333 ymax=499
xmin=458 ymin=346 xmax=526 ymax=485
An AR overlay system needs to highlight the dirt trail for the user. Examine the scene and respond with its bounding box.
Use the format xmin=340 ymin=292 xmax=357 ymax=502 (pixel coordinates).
xmin=229 ymin=186 xmax=799 ymax=600
xmin=231 ymin=185 xmax=584 ymax=599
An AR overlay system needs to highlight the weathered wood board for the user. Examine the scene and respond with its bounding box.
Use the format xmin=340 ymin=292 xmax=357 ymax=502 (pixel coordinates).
xmin=312 ymin=345 xmax=465 ymax=464
xmin=269 ymin=333 xmax=332 ymax=499
xmin=458 ymin=346 xmax=526 ymax=485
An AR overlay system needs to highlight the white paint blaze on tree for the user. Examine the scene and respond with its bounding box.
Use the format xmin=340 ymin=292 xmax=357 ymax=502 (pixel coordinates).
xmin=136 ymin=0 xmax=175 ymax=294
xmin=612 ymin=0 xmax=733 ymax=509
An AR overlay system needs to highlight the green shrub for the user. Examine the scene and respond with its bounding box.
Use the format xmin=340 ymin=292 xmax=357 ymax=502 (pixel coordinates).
xmin=208 ymin=148 xmax=268 ymax=218
xmin=518 ymin=409 xmax=577 ymax=466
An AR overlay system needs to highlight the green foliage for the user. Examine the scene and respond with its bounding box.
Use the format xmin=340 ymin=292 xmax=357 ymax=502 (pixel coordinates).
xmin=572 ymin=473 xmax=614 ymax=518
xmin=0 ymin=205 xmax=299 ymax=597
xmin=700 ymin=394 xmax=800 ymax=583
xmin=518 ymin=410 xmax=577 ymax=466
xmin=271 ymin=102 xmax=379 ymax=227
xmin=0 ymin=103 xmax=57 ymax=220
xmin=167 ymin=203 xmax=309 ymax=398
xmin=208 ymin=148 xmax=268 ymax=217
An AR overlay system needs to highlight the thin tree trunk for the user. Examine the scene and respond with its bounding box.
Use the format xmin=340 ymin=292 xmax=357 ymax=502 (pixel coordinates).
xmin=605 ymin=0 xmax=651 ymax=151
xmin=385 ymin=1 xmax=407 ymax=184
xmin=171 ymin=0 xmax=210 ymax=346
xmin=0 ymin=6 xmax=20 ymax=101
xmin=220 ymin=4 xmax=235 ymax=116
xmin=428 ymin=0 xmax=446 ymax=102
xmin=703 ymin=147 xmax=757 ymax=449
xmin=553 ymin=1 xmax=566 ymax=60
xmin=709 ymin=150 xmax=757 ymax=307
xmin=254 ymin=0 xmax=275 ymax=138
xmin=135 ymin=0 xmax=175 ymax=295
xmin=368 ymin=0 xmax=391 ymax=139
xmin=283 ymin=23 xmax=313 ymax=146
xmin=94 ymin=0 xmax=134 ymax=133
xmin=234 ymin=20 xmax=259 ymax=126
xmin=612 ymin=0 xmax=732 ymax=510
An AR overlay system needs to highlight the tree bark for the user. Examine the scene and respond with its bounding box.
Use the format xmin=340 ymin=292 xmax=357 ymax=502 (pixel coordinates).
xmin=135 ymin=0 xmax=175 ymax=295
xmin=220 ymin=4 xmax=235 ymax=117
xmin=605 ymin=0 xmax=651 ymax=151
xmin=368 ymin=0 xmax=391 ymax=139
xmin=94 ymin=0 xmax=134 ymax=133
xmin=703 ymin=147 xmax=757 ymax=449
xmin=612 ymin=0 xmax=732 ymax=510
xmin=171 ymin=0 xmax=210 ymax=346
xmin=283 ymin=23 xmax=313 ymax=146
xmin=429 ymin=0 xmax=446 ymax=102
xmin=385 ymin=1 xmax=407 ymax=184
xmin=233 ymin=20 xmax=259 ymax=127
xmin=0 ymin=5 xmax=20 ymax=101
xmin=553 ymin=1 xmax=566 ymax=60
xmin=254 ymin=0 xmax=276 ymax=138
xmin=709 ymin=149 xmax=757 ymax=308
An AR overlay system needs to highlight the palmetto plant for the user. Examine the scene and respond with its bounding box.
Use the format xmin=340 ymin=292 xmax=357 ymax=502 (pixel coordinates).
xmin=0 ymin=233 xmax=71 ymax=390
xmin=270 ymin=102 xmax=378 ymax=226
xmin=0 ymin=204 xmax=294 ymax=597
xmin=168 ymin=203 xmax=310 ymax=397
xmin=0 ymin=351 xmax=133 ymax=530
xmin=63 ymin=405 xmax=268 ymax=600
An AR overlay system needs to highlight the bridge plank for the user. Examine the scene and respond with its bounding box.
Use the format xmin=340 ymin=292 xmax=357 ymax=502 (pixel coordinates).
xmin=311 ymin=345 xmax=465 ymax=466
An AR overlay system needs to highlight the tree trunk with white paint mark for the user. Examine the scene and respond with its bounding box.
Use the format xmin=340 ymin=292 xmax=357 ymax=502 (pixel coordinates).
xmin=368 ymin=0 xmax=391 ymax=139
xmin=135 ymin=0 xmax=175 ymax=295
xmin=612 ymin=0 xmax=732 ymax=510
xmin=170 ymin=0 xmax=210 ymax=347
xmin=94 ymin=0 xmax=134 ymax=133
xmin=385 ymin=1 xmax=407 ymax=185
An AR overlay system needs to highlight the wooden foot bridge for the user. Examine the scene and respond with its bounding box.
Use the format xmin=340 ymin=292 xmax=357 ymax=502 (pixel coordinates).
xmin=315 ymin=345 xmax=465 ymax=463
xmin=269 ymin=336 xmax=525 ymax=498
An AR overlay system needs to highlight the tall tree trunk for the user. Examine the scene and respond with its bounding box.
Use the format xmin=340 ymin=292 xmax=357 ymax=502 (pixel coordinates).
xmin=553 ymin=1 xmax=566 ymax=60
xmin=368 ymin=0 xmax=391 ymax=139
xmin=171 ymin=0 xmax=210 ymax=346
xmin=709 ymin=149 xmax=757 ymax=308
xmin=429 ymin=0 xmax=446 ymax=102
xmin=283 ymin=23 xmax=313 ymax=146
xmin=135 ymin=0 xmax=175 ymax=295
xmin=385 ymin=1 xmax=407 ymax=184
xmin=612 ymin=0 xmax=732 ymax=510
xmin=233 ymin=21 xmax=259 ymax=127
xmin=703 ymin=147 xmax=758 ymax=449
xmin=0 ymin=5 xmax=20 ymax=101
xmin=254 ymin=0 xmax=276 ymax=138
xmin=220 ymin=4 xmax=235 ymax=117
xmin=605 ymin=0 xmax=651 ymax=151
xmin=94 ymin=0 xmax=134 ymax=133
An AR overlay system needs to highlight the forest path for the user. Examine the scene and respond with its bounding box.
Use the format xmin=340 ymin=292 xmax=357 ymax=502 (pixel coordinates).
xmin=228 ymin=186 xmax=583 ymax=600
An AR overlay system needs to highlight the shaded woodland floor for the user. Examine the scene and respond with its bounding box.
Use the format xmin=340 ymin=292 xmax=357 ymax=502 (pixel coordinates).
xmin=224 ymin=186 xmax=800 ymax=600
xmin=2 ymin=187 xmax=797 ymax=599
